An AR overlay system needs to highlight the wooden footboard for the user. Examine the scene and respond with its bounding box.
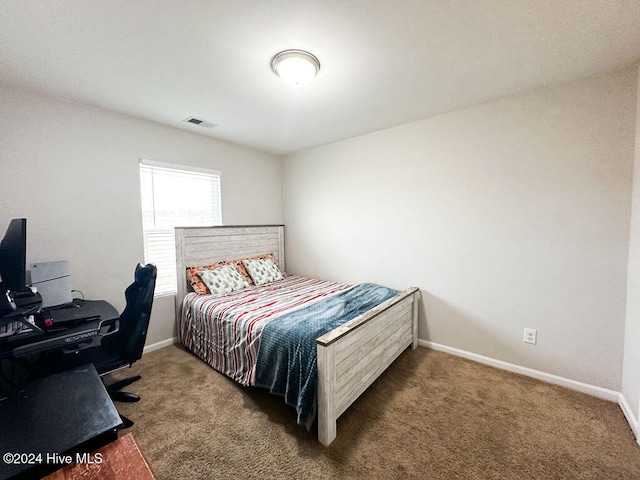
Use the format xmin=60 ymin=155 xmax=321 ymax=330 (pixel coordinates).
xmin=316 ymin=286 xmax=420 ymax=446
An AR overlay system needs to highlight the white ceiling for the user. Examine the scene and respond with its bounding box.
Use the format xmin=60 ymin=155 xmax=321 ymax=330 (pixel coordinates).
xmin=1 ymin=1 xmax=639 ymax=155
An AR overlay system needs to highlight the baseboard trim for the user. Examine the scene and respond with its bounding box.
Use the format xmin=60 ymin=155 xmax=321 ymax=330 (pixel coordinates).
xmin=419 ymin=340 xmax=620 ymax=402
xmin=143 ymin=336 xmax=177 ymax=354
xmin=619 ymin=393 xmax=640 ymax=443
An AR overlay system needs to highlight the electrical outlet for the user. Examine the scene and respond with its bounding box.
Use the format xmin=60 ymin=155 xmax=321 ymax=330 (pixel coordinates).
xmin=524 ymin=328 xmax=537 ymax=345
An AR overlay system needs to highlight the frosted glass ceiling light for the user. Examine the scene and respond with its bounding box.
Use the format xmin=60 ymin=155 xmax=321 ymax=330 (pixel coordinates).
xmin=271 ymin=49 xmax=320 ymax=86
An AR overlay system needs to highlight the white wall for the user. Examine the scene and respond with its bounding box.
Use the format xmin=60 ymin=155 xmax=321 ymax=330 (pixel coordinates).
xmin=0 ymin=84 xmax=282 ymax=345
xmin=622 ymin=64 xmax=640 ymax=423
xmin=283 ymin=68 xmax=637 ymax=391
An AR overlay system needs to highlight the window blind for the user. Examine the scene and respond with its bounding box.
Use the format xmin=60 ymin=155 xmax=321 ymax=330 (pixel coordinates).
xmin=139 ymin=160 xmax=222 ymax=296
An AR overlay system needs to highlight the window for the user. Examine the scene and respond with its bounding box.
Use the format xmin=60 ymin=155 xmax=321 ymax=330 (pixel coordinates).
xmin=139 ymin=159 xmax=222 ymax=296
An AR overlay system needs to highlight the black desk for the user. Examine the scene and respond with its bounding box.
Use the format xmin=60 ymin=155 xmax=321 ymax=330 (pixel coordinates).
xmin=0 ymin=301 xmax=119 ymax=398
xmin=0 ymin=363 xmax=122 ymax=480
xmin=0 ymin=300 xmax=119 ymax=360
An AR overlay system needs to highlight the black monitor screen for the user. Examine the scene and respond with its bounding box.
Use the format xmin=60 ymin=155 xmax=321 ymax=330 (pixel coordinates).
xmin=0 ymin=218 xmax=27 ymax=294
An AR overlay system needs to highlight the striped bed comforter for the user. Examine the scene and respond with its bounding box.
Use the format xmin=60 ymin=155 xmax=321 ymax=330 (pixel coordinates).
xmin=179 ymin=274 xmax=354 ymax=386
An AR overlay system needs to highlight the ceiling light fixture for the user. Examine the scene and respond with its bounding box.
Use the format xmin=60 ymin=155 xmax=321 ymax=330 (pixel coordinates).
xmin=271 ymin=49 xmax=320 ymax=87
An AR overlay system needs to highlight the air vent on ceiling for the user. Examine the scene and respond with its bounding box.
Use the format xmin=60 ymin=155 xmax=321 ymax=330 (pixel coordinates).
xmin=183 ymin=117 xmax=217 ymax=129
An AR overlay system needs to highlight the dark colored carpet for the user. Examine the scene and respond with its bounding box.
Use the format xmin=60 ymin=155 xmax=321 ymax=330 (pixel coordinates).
xmin=108 ymin=345 xmax=640 ymax=479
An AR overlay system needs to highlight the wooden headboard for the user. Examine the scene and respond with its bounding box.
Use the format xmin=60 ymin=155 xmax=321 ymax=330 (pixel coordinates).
xmin=174 ymin=225 xmax=285 ymax=316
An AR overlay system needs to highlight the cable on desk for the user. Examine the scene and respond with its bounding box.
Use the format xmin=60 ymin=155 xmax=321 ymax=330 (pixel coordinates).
xmin=72 ymin=290 xmax=85 ymax=301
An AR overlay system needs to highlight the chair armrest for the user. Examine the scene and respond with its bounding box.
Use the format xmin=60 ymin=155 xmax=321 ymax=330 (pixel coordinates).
xmin=97 ymin=317 xmax=120 ymax=337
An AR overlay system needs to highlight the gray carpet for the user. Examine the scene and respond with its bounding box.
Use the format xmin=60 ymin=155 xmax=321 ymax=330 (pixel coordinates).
xmin=108 ymin=345 xmax=640 ymax=479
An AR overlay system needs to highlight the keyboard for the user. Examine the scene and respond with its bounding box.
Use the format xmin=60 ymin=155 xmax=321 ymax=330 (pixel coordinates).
xmin=0 ymin=320 xmax=33 ymax=338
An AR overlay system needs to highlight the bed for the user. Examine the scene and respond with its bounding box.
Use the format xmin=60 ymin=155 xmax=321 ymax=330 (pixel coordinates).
xmin=174 ymin=225 xmax=420 ymax=446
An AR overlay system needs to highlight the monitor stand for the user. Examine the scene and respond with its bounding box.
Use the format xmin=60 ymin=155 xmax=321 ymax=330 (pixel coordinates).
xmin=13 ymin=291 xmax=42 ymax=308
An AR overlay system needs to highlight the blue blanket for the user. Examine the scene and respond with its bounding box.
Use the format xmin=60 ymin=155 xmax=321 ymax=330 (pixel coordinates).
xmin=254 ymin=283 xmax=399 ymax=429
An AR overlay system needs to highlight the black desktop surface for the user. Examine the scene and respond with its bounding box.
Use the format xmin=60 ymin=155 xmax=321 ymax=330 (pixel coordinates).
xmin=0 ymin=364 xmax=122 ymax=479
xmin=47 ymin=299 xmax=112 ymax=326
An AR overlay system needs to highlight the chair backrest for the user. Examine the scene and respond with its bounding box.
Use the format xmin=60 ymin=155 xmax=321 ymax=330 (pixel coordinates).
xmin=105 ymin=263 xmax=157 ymax=364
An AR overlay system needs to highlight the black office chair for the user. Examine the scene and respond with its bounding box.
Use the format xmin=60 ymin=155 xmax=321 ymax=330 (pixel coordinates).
xmin=62 ymin=263 xmax=156 ymax=426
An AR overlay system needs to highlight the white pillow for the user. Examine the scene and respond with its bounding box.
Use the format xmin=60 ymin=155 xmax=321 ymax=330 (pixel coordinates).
xmin=242 ymin=258 xmax=283 ymax=286
xmin=198 ymin=264 xmax=249 ymax=296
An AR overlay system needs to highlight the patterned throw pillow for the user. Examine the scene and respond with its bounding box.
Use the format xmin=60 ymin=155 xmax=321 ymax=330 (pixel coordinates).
xmin=242 ymin=258 xmax=283 ymax=286
xmin=186 ymin=262 xmax=227 ymax=294
xmin=198 ymin=265 xmax=250 ymax=296
xmin=238 ymin=253 xmax=278 ymax=284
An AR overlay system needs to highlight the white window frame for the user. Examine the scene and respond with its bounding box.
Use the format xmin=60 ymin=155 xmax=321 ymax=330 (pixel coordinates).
xmin=139 ymin=159 xmax=222 ymax=297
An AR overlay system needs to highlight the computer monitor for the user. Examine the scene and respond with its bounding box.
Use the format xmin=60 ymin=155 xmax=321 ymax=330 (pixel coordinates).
xmin=0 ymin=218 xmax=27 ymax=294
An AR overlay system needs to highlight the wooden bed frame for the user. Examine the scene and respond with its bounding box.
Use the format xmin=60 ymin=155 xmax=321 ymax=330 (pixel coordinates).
xmin=174 ymin=225 xmax=420 ymax=446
